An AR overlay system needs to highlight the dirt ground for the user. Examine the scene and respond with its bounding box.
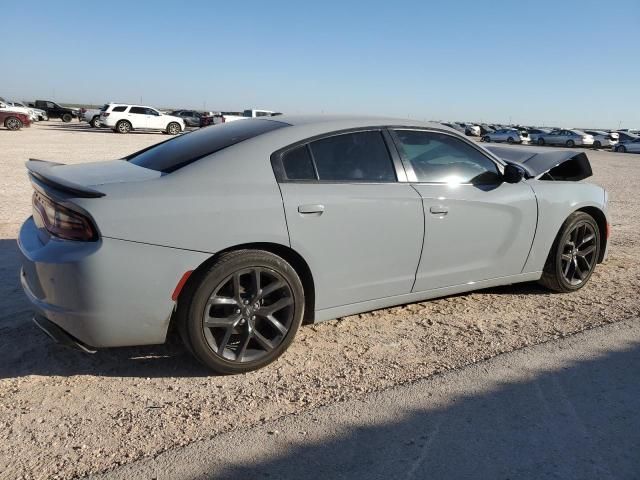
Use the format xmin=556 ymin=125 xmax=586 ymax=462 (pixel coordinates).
xmin=1 ymin=121 xmax=638 ymax=479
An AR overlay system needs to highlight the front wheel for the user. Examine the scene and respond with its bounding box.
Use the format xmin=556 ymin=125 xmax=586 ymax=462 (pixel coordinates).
xmin=537 ymin=138 xmax=545 ymax=146
xmin=4 ymin=117 xmax=23 ymax=130
xmin=566 ymin=139 xmax=575 ymax=148
xmin=539 ymin=211 xmax=600 ymax=292
xmin=593 ymin=140 xmax=601 ymax=148
xmin=483 ymin=136 xmax=490 ymax=142
xmin=507 ymin=136 xmax=514 ymax=144
xmin=90 ymin=116 xmax=101 ymax=128
xmin=617 ymin=145 xmax=626 ymax=153
xmin=61 ymin=113 xmax=72 ymax=123
xmin=178 ymin=250 xmax=305 ymax=374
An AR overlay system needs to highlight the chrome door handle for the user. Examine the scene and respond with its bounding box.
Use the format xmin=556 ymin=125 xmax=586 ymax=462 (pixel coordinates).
xmin=429 ymin=206 xmax=448 ymax=215
xmin=298 ymin=204 xmax=325 ymax=215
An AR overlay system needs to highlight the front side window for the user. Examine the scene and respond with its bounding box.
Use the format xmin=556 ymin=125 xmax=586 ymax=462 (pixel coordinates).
xmin=393 ymin=130 xmax=500 ymax=185
xmin=145 ymin=108 xmax=159 ymax=116
xmin=309 ymin=131 xmax=396 ymax=182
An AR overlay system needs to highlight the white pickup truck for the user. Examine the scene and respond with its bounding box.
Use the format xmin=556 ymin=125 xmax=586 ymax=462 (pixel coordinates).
xmin=212 ymin=109 xmax=279 ymax=125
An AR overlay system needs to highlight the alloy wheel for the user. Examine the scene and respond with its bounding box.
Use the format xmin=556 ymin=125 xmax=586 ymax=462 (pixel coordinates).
xmin=202 ymin=267 xmax=294 ymax=363
xmin=6 ymin=118 xmax=21 ymax=130
xmin=560 ymin=222 xmax=597 ymax=286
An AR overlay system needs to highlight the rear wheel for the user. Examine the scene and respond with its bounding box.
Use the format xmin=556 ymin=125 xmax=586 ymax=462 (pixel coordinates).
xmin=4 ymin=117 xmax=23 ymax=130
xmin=178 ymin=250 xmax=305 ymax=374
xmin=61 ymin=113 xmax=72 ymax=123
xmin=167 ymin=122 xmax=181 ymax=135
xmin=593 ymin=140 xmax=601 ymax=148
xmin=566 ymin=139 xmax=575 ymax=148
xmin=537 ymin=138 xmax=545 ymax=146
xmin=507 ymin=136 xmax=514 ymax=144
xmin=539 ymin=211 xmax=600 ymax=292
xmin=116 ymin=120 xmax=132 ymax=134
xmin=483 ymin=136 xmax=490 ymax=142
xmin=617 ymin=145 xmax=626 ymax=153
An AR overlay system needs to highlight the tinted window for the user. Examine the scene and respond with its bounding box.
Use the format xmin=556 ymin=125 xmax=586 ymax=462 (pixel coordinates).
xmin=112 ymin=106 xmax=127 ymax=112
xmin=128 ymin=119 xmax=288 ymax=173
xmin=130 ymin=107 xmax=147 ymax=114
xmin=393 ymin=130 xmax=500 ymax=184
xmin=281 ymin=145 xmax=316 ymax=180
xmin=145 ymin=108 xmax=159 ymax=116
xmin=309 ymin=131 xmax=396 ymax=182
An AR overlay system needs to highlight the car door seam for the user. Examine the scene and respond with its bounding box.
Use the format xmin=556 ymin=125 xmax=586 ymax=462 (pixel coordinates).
xmin=520 ymin=182 xmax=540 ymax=273
xmin=409 ymin=184 xmax=426 ymax=293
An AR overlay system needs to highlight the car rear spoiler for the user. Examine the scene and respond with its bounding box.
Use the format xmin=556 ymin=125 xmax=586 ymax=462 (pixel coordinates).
xmin=26 ymin=159 xmax=106 ymax=198
xmin=484 ymin=146 xmax=593 ymax=181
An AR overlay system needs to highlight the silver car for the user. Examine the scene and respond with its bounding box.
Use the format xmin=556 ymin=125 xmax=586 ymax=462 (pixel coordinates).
xmin=583 ymin=130 xmax=619 ymax=149
xmin=537 ymin=129 xmax=595 ymax=147
xmin=482 ymin=128 xmax=530 ymax=144
xmin=614 ymin=136 xmax=640 ymax=153
xmin=19 ymin=116 xmax=609 ymax=374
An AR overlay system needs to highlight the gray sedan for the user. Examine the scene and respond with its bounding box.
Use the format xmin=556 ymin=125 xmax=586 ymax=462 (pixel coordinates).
xmin=537 ymin=129 xmax=595 ymax=147
xmin=19 ymin=116 xmax=609 ymax=374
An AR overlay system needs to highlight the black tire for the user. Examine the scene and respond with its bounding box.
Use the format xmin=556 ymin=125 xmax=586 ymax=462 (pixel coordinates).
xmin=167 ymin=122 xmax=181 ymax=135
xmin=566 ymin=139 xmax=575 ymax=148
xmin=539 ymin=211 xmax=600 ymax=293
xmin=177 ymin=250 xmax=305 ymax=374
xmin=617 ymin=145 xmax=626 ymax=153
xmin=61 ymin=113 xmax=72 ymax=123
xmin=593 ymin=140 xmax=601 ymax=148
xmin=507 ymin=136 xmax=514 ymax=144
xmin=537 ymin=138 xmax=545 ymax=146
xmin=116 ymin=120 xmax=132 ymax=134
xmin=90 ymin=116 xmax=100 ymax=128
xmin=483 ymin=136 xmax=490 ymax=143
xmin=4 ymin=117 xmax=23 ymax=131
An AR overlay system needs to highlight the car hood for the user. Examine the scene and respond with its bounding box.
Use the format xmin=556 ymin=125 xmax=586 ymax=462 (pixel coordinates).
xmin=484 ymin=145 xmax=592 ymax=181
xmin=26 ymin=159 xmax=161 ymax=197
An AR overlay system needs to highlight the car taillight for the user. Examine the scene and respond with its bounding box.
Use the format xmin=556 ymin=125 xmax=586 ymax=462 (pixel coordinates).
xmin=32 ymin=191 xmax=98 ymax=241
xmin=102 ymin=112 xmax=110 ymax=117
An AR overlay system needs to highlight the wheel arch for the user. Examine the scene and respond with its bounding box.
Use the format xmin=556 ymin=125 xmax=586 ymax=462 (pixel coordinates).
xmin=576 ymin=206 xmax=608 ymax=263
xmin=174 ymin=242 xmax=316 ymax=326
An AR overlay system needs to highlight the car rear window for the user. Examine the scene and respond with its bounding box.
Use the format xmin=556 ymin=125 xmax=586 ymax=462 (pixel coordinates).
xmin=127 ymin=119 xmax=289 ymax=173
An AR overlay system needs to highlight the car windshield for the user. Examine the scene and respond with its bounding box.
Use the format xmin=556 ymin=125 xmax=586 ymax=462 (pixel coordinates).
xmin=127 ymin=119 xmax=289 ymax=173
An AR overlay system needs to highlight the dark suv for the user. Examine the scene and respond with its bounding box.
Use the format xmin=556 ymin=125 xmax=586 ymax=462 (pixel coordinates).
xmin=33 ymin=100 xmax=78 ymax=122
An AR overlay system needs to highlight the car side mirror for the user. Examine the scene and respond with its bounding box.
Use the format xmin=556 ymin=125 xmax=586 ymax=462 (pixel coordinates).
xmin=503 ymin=164 xmax=525 ymax=183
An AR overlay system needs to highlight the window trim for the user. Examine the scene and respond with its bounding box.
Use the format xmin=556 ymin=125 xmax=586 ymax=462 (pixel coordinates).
xmin=388 ymin=127 xmax=506 ymax=185
xmin=270 ymin=127 xmax=407 ymax=184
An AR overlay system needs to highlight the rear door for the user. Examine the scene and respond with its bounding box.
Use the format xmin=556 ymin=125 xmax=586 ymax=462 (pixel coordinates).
xmin=274 ymin=129 xmax=424 ymax=310
xmin=390 ymin=129 xmax=537 ymax=292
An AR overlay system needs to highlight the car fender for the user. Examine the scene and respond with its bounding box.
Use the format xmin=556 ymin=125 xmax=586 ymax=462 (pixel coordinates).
xmin=522 ymin=180 xmax=608 ymax=273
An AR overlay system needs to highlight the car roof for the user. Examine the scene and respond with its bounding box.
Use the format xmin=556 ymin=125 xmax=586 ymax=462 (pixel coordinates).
xmin=259 ymin=114 xmax=452 ymax=131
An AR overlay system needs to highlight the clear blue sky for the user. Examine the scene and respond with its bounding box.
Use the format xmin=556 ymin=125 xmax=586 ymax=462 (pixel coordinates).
xmin=3 ymin=0 xmax=638 ymax=127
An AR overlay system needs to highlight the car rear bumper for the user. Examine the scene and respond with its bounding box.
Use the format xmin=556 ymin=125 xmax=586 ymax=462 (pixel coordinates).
xmin=18 ymin=217 xmax=211 ymax=348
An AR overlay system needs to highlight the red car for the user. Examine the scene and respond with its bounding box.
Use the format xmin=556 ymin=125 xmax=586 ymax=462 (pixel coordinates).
xmin=1 ymin=110 xmax=31 ymax=130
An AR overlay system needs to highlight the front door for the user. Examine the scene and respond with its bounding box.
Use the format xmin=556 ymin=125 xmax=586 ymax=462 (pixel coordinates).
xmin=274 ymin=130 xmax=424 ymax=310
xmin=390 ymin=129 xmax=537 ymax=292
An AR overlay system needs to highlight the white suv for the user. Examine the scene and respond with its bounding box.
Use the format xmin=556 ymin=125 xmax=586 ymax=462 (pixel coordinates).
xmin=100 ymin=104 xmax=185 ymax=134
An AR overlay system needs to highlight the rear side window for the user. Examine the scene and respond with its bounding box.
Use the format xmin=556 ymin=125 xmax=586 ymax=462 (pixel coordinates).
xmin=130 ymin=107 xmax=146 ymax=114
xmin=309 ymin=131 xmax=396 ymax=182
xmin=112 ymin=105 xmax=127 ymax=112
xmin=282 ymin=145 xmax=316 ymax=180
xmin=128 ymin=119 xmax=288 ymax=173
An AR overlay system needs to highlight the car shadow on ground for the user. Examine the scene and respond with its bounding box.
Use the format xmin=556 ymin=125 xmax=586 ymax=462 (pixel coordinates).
xmin=205 ymin=342 xmax=640 ymax=479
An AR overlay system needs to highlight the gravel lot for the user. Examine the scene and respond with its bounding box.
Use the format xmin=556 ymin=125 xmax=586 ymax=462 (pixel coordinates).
xmin=1 ymin=121 xmax=639 ymax=479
